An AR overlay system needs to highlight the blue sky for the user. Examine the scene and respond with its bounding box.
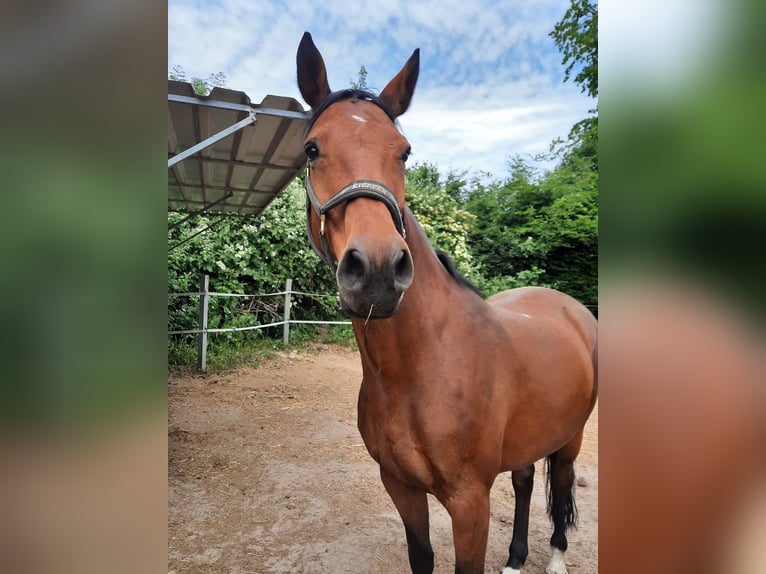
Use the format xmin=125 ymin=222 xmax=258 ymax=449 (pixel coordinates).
xmin=168 ymin=0 xmax=594 ymax=179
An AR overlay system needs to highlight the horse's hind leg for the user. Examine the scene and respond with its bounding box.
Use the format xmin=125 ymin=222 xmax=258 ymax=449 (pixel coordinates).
xmin=545 ymin=430 xmax=584 ymax=574
xmin=380 ymin=468 xmax=434 ymax=574
xmin=501 ymin=464 xmax=535 ymax=573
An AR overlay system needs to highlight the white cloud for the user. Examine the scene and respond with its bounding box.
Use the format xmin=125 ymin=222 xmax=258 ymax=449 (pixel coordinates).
xmin=168 ymin=0 xmax=594 ymax=178
xmin=402 ymin=83 xmax=591 ymax=178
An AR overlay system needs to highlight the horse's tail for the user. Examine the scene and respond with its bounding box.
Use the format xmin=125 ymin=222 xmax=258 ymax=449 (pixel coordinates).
xmin=545 ymin=451 xmax=578 ymax=530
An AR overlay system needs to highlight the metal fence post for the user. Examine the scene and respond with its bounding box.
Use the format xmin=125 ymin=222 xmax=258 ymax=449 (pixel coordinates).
xmin=283 ymin=278 xmax=293 ymax=346
xmin=197 ymin=274 xmax=209 ymax=372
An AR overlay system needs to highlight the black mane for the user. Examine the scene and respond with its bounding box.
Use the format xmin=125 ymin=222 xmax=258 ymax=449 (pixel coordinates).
xmin=307 ymin=89 xmax=396 ymax=132
xmin=435 ymin=249 xmax=484 ymax=298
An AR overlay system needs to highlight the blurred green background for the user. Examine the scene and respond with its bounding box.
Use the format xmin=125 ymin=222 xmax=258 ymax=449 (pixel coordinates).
xmin=0 ymin=2 xmax=167 ymax=573
xmin=0 ymin=1 xmax=167 ymax=432
xmin=600 ymin=0 xmax=766 ymax=314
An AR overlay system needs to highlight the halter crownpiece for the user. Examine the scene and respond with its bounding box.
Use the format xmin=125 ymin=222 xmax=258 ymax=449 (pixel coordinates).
xmin=305 ymin=169 xmax=406 ymax=267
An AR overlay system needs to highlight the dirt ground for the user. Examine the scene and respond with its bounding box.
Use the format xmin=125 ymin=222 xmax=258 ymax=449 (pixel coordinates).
xmin=168 ymin=345 xmax=598 ymax=574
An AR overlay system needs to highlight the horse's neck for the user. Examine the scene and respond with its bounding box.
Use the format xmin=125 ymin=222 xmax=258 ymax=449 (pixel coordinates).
xmin=351 ymin=208 xmax=469 ymax=374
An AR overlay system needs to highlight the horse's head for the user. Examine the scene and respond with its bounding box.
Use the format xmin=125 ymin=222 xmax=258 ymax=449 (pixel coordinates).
xmin=296 ymin=32 xmax=419 ymax=320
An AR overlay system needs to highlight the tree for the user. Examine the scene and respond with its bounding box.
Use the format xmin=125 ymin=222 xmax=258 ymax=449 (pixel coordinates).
xmin=464 ymin=160 xmax=549 ymax=288
xmin=463 ymin=153 xmax=597 ymax=306
xmin=550 ymin=0 xmax=598 ymax=99
xmin=169 ymin=65 xmax=228 ymax=96
xmin=528 ymin=166 xmax=598 ymax=305
xmin=552 ymin=116 xmax=598 ymax=171
xmin=350 ymin=65 xmax=368 ymax=90
xmin=405 ymin=163 xmax=476 ymax=271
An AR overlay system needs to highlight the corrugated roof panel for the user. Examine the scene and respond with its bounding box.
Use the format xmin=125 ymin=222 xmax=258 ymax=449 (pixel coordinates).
xmin=229 ymin=165 xmax=258 ymax=190
xmin=168 ymin=81 xmax=308 ymax=217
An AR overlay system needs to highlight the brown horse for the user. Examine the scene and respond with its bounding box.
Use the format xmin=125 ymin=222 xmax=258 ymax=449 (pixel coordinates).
xmin=296 ymin=32 xmax=597 ymax=574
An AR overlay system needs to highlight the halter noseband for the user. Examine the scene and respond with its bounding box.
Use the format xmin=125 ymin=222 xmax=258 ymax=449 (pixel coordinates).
xmin=305 ymin=169 xmax=406 ymax=267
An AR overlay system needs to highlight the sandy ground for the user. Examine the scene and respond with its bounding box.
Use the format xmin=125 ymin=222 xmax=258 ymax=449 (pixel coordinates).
xmin=168 ymin=345 xmax=598 ymax=573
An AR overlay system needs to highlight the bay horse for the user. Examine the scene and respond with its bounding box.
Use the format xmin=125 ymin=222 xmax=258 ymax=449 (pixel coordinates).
xmin=296 ymin=32 xmax=597 ymax=574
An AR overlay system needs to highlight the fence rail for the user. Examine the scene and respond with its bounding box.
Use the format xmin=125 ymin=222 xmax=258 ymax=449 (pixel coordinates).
xmin=168 ymin=291 xmax=289 ymax=298
xmin=168 ymin=275 xmax=351 ymax=371
xmin=170 ymin=275 xmax=598 ymax=372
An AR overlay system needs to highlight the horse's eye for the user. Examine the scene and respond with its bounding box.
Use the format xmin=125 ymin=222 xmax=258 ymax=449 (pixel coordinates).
xmin=305 ymin=142 xmax=320 ymax=161
xmin=401 ymin=147 xmax=412 ymax=162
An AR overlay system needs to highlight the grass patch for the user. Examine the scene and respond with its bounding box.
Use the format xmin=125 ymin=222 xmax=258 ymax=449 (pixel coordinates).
xmin=322 ymin=324 xmax=357 ymax=348
xmin=286 ymin=323 xmax=356 ymax=349
xmin=206 ymin=338 xmax=280 ymax=372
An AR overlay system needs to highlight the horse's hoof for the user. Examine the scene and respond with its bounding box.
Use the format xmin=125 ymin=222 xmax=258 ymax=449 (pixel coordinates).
xmin=545 ymin=548 xmax=568 ymax=574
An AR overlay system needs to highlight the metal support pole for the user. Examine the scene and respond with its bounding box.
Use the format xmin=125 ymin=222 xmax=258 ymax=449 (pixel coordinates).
xmin=168 ymin=112 xmax=256 ymax=168
xmin=282 ymin=278 xmax=293 ymax=346
xmin=168 ymin=94 xmax=308 ymax=119
xmin=197 ymin=274 xmax=209 ymax=372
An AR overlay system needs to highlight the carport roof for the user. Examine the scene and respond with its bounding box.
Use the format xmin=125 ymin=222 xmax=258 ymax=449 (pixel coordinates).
xmin=168 ymin=80 xmax=309 ymax=217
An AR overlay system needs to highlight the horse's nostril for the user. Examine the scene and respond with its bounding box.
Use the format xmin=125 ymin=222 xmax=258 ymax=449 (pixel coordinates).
xmin=338 ymin=247 xmax=412 ymax=294
xmin=337 ymin=249 xmax=368 ymax=287
xmin=392 ymin=249 xmax=414 ymax=290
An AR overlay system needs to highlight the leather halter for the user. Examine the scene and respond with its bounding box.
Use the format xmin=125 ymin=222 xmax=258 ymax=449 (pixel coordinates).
xmin=305 ymin=168 xmax=406 ymax=267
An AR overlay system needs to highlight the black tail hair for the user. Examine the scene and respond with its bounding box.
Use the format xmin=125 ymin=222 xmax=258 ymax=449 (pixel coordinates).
xmin=545 ymin=452 xmax=579 ymax=529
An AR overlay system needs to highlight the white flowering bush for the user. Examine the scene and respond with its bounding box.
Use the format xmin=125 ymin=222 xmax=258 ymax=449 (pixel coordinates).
xmin=168 ymin=180 xmax=340 ymax=354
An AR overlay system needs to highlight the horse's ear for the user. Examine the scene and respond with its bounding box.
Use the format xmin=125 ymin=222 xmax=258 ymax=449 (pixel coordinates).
xmin=297 ymin=32 xmax=331 ymax=108
xmin=380 ymin=48 xmax=420 ymax=118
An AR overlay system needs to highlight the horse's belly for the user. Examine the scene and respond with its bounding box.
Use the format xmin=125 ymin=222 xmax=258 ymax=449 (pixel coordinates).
xmin=500 ymin=424 xmax=583 ymax=471
xmin=499 ymin=388 xmax=594 ymax=471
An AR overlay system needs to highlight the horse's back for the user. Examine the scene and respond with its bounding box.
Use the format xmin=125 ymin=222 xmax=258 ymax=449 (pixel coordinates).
xmin=488 ymin=286 xmax=597 ymax=354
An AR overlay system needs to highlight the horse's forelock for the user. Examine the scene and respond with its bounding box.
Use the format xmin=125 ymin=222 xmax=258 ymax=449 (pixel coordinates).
xmin=306 ymin=89 xmax=396 ymax=133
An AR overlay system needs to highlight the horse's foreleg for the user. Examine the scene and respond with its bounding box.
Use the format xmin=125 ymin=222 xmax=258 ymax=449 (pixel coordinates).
xmin=443 ymin=486 xmax=491 ymax=574
xmin=501 ymin=464 xmax=535 ymax=573
xmin=380 ymin=468 xmax=434 ymax=574
xmin=545 ymin=430 xmax=584 ymax=574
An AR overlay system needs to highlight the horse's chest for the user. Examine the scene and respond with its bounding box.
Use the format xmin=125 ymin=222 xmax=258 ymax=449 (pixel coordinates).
xmin=364 ymin=420 xmax=438 ymax=490
xmin=357 ymin=387 xmax=461 ymax=492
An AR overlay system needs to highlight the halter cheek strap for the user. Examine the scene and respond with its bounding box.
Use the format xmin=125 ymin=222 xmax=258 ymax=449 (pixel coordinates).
xmin=305 ymin=168 xmax=406 ymax=267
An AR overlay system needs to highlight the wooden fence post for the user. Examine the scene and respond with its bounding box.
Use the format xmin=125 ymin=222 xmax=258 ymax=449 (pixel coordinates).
xmin=283 ymin=278 xmax=293 ymax=346
xmin=197 ymin=274 xmax=209 ymax=372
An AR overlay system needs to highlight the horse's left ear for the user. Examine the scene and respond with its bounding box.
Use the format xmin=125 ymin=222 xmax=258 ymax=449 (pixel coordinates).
xmin=297 ymin=32 xmax=332 ymax=108
xmin=380 ymin=48 xmax=420 ymax=118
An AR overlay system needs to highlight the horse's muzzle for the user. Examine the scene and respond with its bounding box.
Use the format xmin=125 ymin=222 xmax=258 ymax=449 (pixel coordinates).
xmin=336 ymin=246 xmax=414 ymax=319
